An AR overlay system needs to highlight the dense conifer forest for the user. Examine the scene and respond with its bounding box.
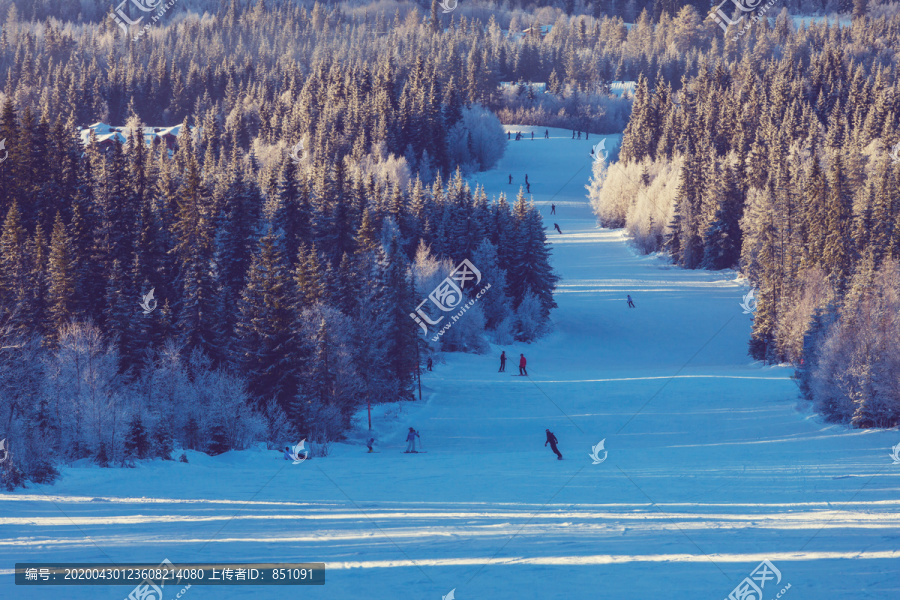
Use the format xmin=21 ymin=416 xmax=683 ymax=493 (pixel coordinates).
xmin=592 ymin=9 xmax=900 ymax=428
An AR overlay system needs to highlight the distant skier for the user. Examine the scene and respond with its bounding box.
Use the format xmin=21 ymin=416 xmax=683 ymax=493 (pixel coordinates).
xmin=551 ymin=204 xmax=556 ymax=215
xmin=577 ymin=130 xmax=582 ymax=140
xmin=427 ymin=357 xmax=433 ymax=371
xmin=508 ymin=131 xmax=511 ymax=140
xmin=545 ymin=429 xmax=563 ymax=460
xmin=531 ymin=131 xmax=534 ymax=140
xmin=283 ymin=446 xmax=291 ymax=461
xmin=526 ymin=182 xmax=531 ymax=193
xmin=367 ymin=438 xmax=375 ymax=453
xmin=405 ymin=427 xmax=420 ymax=453
xmin=554 ymin=223 xmax=562 ymax=234
xmin=519 ymin=354 xmax=528 ymax=376
xmin=586 ymin=131 xmax=589 ymax=140
xmin=627 ymin=294 xmax=635 ymax=308
xmin=545 ymin=129 xmax=549 ymax=139
xmin=525 ymin=174 xmax=529 ymax=185
xmin=509 ymin=174 xmax=512 ymax=184
xmin=499 ymin=351 xmax=507 ymax=372
xmin=572 ymin=130 xmax=575 ymax=139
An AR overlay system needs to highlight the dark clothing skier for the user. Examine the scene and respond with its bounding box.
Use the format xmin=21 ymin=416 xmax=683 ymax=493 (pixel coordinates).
xmin=426 ymin=357 xmax=433 ymax=371
xmin=531 ymin=132 xmax=534 ymax=140
xmin=508 ymin=131 xmax=511 ymax=140
xmin=367 ymin=438 xmax=375 ymax=453
xmin=545 ymin=429 xmax=562 ymax=460
xmin=519 ymin=354 xmax=528 ymax=376
xmin=526 ymin=183 xmax=531 ymax=193
xmin=545 ymin=130 xmax=549 ymax=139
xmin=499 ymin=351 xmax=507 ymax=372
xmin=586 ymin=131 xmax=589 ymax=140
xmin=572 ymin=130 xmax=575 ymax=139
xmin=554 ymin=223 xmax=562 ymax=234
xmin=627 ymin=294 xmax=635 ymax=308
xmin=577 ymin=130 xmax=581 ymax=139
xmin=525 ymin=174 xmax=529 ymax=185
xmin=509 ymin=174 xmax=512 ymax=184
xmin=550 ymin=204 xmax=556 ymax=215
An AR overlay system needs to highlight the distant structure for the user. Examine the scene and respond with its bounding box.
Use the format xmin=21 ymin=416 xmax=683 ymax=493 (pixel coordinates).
xmin=79 ymin=122 xmax=192 ymax=152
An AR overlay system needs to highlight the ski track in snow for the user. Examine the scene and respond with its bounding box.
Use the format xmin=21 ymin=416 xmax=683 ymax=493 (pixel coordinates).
xmin=2 ymin=126 xmax=899 ymax=599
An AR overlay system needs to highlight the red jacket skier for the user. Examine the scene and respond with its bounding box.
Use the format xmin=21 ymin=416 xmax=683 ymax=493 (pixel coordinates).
xmin=519 ymin=354 xmax=528 ymax=376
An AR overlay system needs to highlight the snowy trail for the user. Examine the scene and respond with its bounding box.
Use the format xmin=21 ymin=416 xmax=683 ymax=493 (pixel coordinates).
xmin=2 ymin=127 xmax=899 ymax=599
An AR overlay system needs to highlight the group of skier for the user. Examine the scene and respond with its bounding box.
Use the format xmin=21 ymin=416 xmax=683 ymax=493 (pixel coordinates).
xmin=508 ymin=130 xmax=550 ymax=140
xmin=497 ymin=351 xmax=528 ymax=375
xmin=361 ymin=425 xmax=562 ymax=460
xmin=336 ymin=293 xmax=635 ymax=461
xmin=508 ymin=173 xmax=531 ymax=193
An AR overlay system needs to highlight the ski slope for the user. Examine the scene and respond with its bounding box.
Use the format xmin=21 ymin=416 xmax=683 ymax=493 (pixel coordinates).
xmin=2 ymin=126 xmax=899 ymax=600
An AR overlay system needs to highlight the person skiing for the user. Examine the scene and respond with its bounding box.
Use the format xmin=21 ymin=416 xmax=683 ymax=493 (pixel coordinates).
xmin=526 ymin=182 xmax=531 ymax=193
xmin=554 ymin=223 xmax=562 ymax=234
xmin=508 ymin=131 xmax=511 ymax=140
xmin=545 ymin=129 xmax=549 ymax=139
xmin=545 ymin=429 xmax=563 ymax=460
xmin=577 ymin=130 xmax=582 ymax=139
xmin=283 ymin=446 xmax=292 ymax=461
xmin=572 ymin=130 xmax=575 ymax=139
xmin=531 ymin=131 xmax=534 ymax=140
xmin=586 ymin=131 xmax=589 ymax=140
xmin=405 ymin=427 xmax=420 ymax=453
xmin=525 ymin=174 xmax=529 ymax=185
xmin=519 ymin=354 xmax=528 ymax=376
xmin=426 ymin=357 xmax=433 ymax=371
xmin=367 ymin=438 xmax=375 ymax=453
xmin=627 ymin=294 xmax=635 ymax=308
xmin=509 ymin=174 xmax=512 ymax=184
xmin=499 ymin=351 xmax=507 ymax=372
xmin=551 ymin=204 xmax=556 ymax=215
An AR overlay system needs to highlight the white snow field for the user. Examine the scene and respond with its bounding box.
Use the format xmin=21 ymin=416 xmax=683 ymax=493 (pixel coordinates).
xmin=2 ymin=126 xmax=899 ymax=600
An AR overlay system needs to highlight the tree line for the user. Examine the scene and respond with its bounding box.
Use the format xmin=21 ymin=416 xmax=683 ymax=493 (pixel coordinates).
xmin=592 ymin=9 xmax=900 ymax=428
xmin=0 ymin=0 xmax=563 ymax=488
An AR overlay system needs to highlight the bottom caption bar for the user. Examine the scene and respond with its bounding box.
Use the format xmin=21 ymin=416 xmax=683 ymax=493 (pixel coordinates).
xmin=15 ymin=561 xmax=325 ymax=585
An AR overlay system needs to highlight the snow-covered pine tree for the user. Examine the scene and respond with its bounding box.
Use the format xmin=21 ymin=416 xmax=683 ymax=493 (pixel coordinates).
xmin=234 ymin=226 xmax=294 ymax=408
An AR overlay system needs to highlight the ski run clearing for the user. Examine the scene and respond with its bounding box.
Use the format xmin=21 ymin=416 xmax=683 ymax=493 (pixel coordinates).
xmin=1 ymin=126 xmax=898 ymax=600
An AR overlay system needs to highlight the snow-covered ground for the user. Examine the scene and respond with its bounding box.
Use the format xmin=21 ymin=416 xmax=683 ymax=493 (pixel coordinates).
xmin=2 ymin=126 xmax=898 ymax=599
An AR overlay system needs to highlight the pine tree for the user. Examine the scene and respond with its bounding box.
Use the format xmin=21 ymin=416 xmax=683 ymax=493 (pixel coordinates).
xmin=124 ymin=414 xmax=151 ymax=459
xmin=234 ymin=227 xmax=294 ymax=408
xmin=46 ymin=212 xmax=75 ymax=335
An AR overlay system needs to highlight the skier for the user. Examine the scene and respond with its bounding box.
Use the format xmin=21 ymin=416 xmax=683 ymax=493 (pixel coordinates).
xmin=577 ymin=130 xmax=581 ymax=140
xmin=545 ymin=129 xmax=549 ymax=139
xmin=283 ymin=446 xmax=292 ymax=461
xmin=627 ymin=294 xmax=635 ymax=308
xmin=519 ymin=354 xmax=528 ymax=376
xmin=499 ymin=351 xmax=507 ymax=372
xmin=509 ymin=174 xmax=512 ymax=184
xmin=366 ymin=438 xmax=375 ymax=453
xmin=427 ymin=357 xmax=433 ymax=371
xmin=572 ymin=130 xmax=575 ymax=139
xmin=554 ymin=223 xmax=562 ymax=234
xmin=508 ymin=131 xmax=511 ymax=140
xmin=586 ymin=131 xmax=589 ymax=140
xmin=545 ymin=429 xmax=563 ymax=460
xmin=405 ymin=427 xmax=420 ymax=453
xmin=531 ymin=131 xmax=534 ymax=140
xmin=526 ymin=182 xmax=531 ymax=193
xmin=525 ymin=174 xmax=529 ymax=185
xmin=551 ymin=204 xmax=556 ymax=215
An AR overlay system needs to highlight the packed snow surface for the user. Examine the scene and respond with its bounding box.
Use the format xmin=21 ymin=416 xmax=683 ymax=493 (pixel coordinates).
xmin=1 ymin=126 xmax=898 ymax=599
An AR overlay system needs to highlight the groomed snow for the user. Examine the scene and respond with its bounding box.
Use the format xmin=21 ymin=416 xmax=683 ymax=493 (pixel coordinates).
xmin=1 ymin=126 xmax=898 ymax=599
